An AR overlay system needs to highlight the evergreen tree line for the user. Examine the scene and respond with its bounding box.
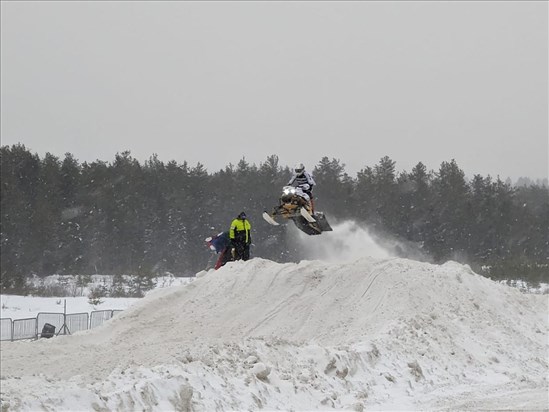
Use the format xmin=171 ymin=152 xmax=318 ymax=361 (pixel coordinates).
xmin=1 ymin=144 xmax=547 ymax=293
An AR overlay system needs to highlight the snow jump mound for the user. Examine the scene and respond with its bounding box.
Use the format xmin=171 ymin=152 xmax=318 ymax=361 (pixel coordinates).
xmin=1 ymin=257 xmax=547 ymax=411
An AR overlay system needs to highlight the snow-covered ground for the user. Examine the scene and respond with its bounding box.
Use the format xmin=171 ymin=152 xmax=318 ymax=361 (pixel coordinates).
xmin=0 ymin=223 xmax=547 ymax=411
xmin=0 ymin=295 xmax=139 ymax=320
xmin=0 ymin=276 xmax=193 ymax=320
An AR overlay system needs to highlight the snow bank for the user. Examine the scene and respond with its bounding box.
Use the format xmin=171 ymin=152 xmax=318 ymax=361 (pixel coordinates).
xmin=1 ymin=257 xmax=547 ymax=411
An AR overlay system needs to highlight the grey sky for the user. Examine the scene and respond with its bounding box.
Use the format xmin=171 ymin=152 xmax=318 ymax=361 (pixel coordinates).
xmin=1 ymin=1 xmax=547 ymax=180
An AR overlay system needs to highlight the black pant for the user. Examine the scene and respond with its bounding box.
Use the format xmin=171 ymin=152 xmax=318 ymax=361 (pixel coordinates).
xmin=233 ymin=242 xmax=250 ymax=261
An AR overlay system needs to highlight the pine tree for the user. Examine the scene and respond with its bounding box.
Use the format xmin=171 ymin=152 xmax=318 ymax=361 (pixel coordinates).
xmin=354 ymin=165 xmax=375 ymax=223
xmin=35 ymin=152 xmax=63 ymax=275
xmin=369 ymin=156 xmax=398 ymax=232
xmin=1 ymin=144 xmax=41 ymax=291
xmin=428 ymin=159 xmax=470 ymax=262
xmin=397 ymin=162 xmax=433 ymax=243
xmin=312 ymin=157 xmax=353 ymax=217
xmin=58 ymin=153 xmax=85 ymax=274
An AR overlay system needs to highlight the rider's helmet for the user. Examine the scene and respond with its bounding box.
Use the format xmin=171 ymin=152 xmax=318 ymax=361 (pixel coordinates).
xmin=294 ymin=163 xmax=305 ymax=174
xmin=238 ymin=211 xmax=247 ymax=220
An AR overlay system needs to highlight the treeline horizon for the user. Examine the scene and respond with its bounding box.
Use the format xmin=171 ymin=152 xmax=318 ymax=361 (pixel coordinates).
xmin=1 ymin=144 xmax=547 ymax=293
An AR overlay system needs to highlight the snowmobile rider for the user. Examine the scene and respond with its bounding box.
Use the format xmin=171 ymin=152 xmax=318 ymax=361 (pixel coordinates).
xmin=229 ymin=211 xmax=252 ymax=261
xmin=288 ymin=163 xmax=316 ymax=210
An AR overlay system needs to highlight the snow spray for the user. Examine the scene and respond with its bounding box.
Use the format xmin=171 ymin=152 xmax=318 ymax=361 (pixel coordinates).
xmin=289 ymin=219 xmax=393 ymax=263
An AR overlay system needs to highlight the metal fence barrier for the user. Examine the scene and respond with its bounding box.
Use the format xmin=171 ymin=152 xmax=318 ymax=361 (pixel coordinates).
xmin=1 ymin=318 xmax=13 ymax=341
xmin=66 ymin=313 xmax=89 ymax=334
xmin=0 ymin=309 xmax=122 ymax=341
xmin=12 ymin=318 xmax=37 ymax=341
xmin=90 ymin=310 xmax=114 ymax=329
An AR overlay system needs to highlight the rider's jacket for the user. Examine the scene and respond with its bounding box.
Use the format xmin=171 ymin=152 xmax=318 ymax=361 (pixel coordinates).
xmin=288 ymin=171 xmax=316 ymax=193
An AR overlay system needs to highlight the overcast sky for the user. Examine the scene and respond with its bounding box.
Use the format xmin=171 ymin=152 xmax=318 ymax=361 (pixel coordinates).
xmin=1 ymin=1 xmax=547 ymax=180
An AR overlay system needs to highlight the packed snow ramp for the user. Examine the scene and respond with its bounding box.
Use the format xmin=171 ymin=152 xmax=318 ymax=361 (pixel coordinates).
xmin=1 ymin=257 xmax=547 ymax=411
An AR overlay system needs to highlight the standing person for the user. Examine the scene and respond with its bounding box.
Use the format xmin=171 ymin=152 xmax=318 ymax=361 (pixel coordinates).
xmin=229 ymin=211 xmax=252 ymax=261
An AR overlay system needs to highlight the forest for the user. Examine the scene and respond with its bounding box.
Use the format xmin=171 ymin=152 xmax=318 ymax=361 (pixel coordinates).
xmin=1 ymin=144 xmax=547 ymax=294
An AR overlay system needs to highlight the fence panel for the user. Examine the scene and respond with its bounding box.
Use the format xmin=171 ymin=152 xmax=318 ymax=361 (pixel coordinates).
xmin=13 ymin=318 xmax=37 ymax=340
xmin=90 ymin=310 xmax=114 ymax=329
xmin=0 ymin=318 xmax=13 ymax=341
xmin=5 ymin=309 xmax=123 ymax=340
xmin=37 ymin=313 xmax=64 ymax=337
xmin=66 ymin=313 xmax=89 ymax=334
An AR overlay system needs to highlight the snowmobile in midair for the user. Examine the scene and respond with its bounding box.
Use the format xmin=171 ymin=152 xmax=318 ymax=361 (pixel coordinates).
xmin=262 ymin=185 xmax=333 ymax=235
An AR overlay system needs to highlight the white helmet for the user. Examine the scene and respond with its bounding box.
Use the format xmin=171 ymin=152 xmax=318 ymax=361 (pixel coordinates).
xmin=294 ymin=163 xmax=305 ymax=174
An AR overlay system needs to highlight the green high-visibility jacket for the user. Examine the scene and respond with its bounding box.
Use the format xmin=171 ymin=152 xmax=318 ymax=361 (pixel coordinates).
xmin=229 ymin=219 xmax=251 ymax=244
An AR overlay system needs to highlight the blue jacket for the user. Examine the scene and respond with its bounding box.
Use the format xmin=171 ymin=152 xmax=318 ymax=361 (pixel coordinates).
xmin=209 ymin=232 xmax=230 ymax=253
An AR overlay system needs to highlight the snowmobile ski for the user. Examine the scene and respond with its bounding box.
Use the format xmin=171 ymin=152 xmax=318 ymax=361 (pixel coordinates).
xmin=262 ymin=211 xmax=280 ymax=226
xmin=300 ymin=207 xmax=316 ymax=223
